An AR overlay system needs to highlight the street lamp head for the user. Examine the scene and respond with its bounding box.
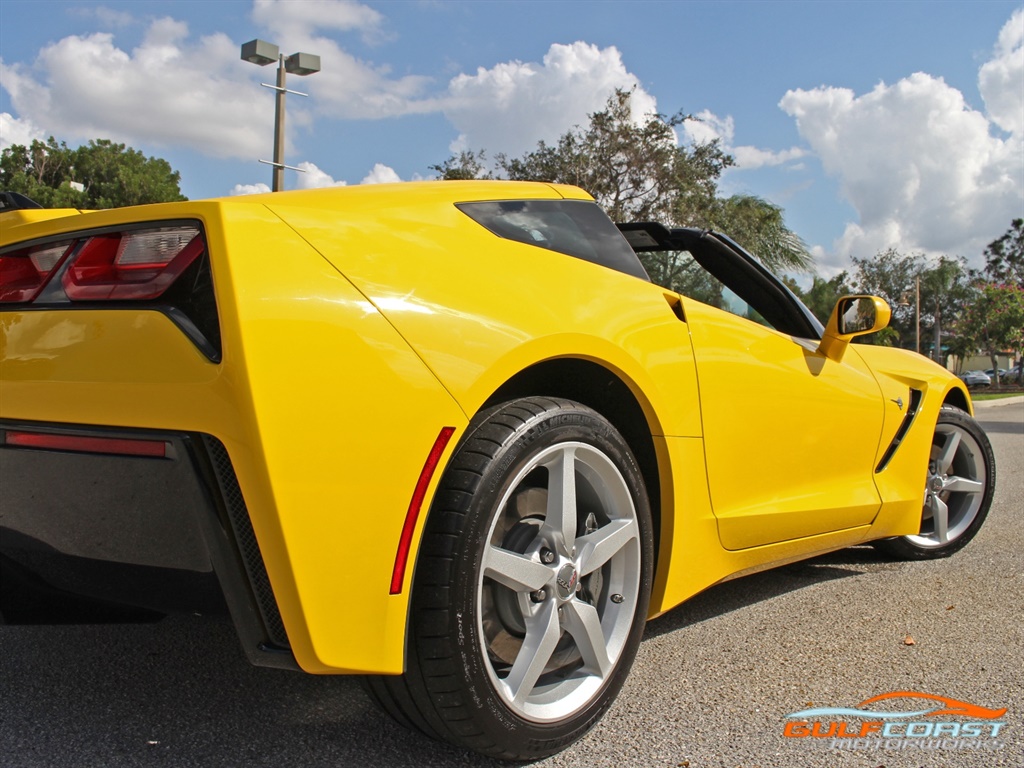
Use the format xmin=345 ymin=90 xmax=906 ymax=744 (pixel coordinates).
xmin=285 ymin=52 xmax=321 ymax=76
xmin=240 ymin=39 xmax=279 ymax=66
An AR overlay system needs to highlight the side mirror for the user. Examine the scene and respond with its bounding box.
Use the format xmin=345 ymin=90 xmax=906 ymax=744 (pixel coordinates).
xmin=817 ymin=295 xmax=891 ymax=362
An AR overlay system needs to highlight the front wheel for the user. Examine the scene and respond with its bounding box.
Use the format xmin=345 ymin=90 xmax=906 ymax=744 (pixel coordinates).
xmin=873 ymin=405 xmax=996 ymax=560
xmin=365 ymin=397 xmax=653 ymax=760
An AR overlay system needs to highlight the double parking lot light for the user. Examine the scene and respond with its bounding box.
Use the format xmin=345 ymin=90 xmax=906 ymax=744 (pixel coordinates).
xmin=240 ymin=39 xmax=321 ymax=192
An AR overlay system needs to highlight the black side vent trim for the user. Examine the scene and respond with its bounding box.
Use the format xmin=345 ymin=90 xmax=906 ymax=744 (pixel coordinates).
xmin=202 ymin=435 xmax=289 ymax=648
xmin=875 ymin=388 xmax=924 ymax=473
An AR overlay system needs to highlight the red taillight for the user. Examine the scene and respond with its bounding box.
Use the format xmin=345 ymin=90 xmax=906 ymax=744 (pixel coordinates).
xmin=63 ymin=227 xmax=203 ymax=301
xmin=0 ymin=242 xmax=74 ymax=302
xmin=5 ymin=430 xmax=167 ymax=457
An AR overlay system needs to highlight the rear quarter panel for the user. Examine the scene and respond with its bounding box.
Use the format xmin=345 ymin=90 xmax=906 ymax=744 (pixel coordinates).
xmin=1 ymin=199 xmax=468 ymax=673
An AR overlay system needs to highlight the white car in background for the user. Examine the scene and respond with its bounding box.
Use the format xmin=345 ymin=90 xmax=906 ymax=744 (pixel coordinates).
xmin=959 ymin=370 xmax=992 ymax=388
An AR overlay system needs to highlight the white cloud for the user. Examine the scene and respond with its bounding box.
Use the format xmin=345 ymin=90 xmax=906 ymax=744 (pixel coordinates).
xmin=682 ymin=109 xmax=805 ymax=170
xmin=0 ymin=112 xmax=44 ymax=150
xmin=683 ymin=110 xmax=735 ymax=146
xmin=979 ymin=8 xmax=1024 ymax=136
xmin=252 ymin=0 xmax=427 ymax=119
xmin=780 ymin=14 xmax=1024 ymax=265
xmin=300 ymin=45 xmax=432 ymax=120
xmin=252 ymin=0 xmax=384 ymax=41
xmin=295 ymin=160 xmax=347 ymax=188
xmin=70 ymin=5 xmax=136 ymax=29
xmin=732 ymin=145 xmax=807 ymax=170
xmin=360 ymin=163 xmax=401 ymax=184
xmin=437 ymin=42 xmax=658 ymax=159
xmin=230 ymin=182 xmax=271 ymax=196
xmin=0 ymin=20 xmax=275 ymax=160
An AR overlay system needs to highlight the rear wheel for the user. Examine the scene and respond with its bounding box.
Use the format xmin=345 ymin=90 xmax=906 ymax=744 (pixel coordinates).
xmin=873 ymin=406 xmax=995 ymax=559
xmin=365 ymin=397 xmax=653 ymax=760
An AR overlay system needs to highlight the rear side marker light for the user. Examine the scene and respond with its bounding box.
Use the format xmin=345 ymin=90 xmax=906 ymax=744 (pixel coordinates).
xmin=0 ymin=242 xmax=74 ymax=302
xmin=4 ymin=431 xmax=167 ymax=458
xmin=63 ymin=227 xmax=203 ymax=301
xmin=390 ymin=426 xmax=457 ymax=595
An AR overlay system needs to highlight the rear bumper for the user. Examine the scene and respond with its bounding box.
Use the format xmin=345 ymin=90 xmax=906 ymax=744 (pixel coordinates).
xmin=0 ymin=419 xmax=297 ymax=670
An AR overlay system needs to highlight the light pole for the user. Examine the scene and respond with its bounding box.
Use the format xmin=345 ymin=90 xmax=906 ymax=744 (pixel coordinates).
xmin=915 ymin=274 xmax=921 ymax=355
xmin=240 ymin=39 xmax=321 ymax=192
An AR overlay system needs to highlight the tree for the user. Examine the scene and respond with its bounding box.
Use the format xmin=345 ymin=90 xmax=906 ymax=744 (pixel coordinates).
xmin=851 ymin=249 xmax=974 ymax=361
xmin=955 ymin=282 xmax=1024 ymax=384
xmin=430 ymin=149 xmax=494 ymax=181
xmin=851 ymin=248 xmax=924 ymax=348
xmin=706 ymin=194 xmax=812 ymax=273
xmin=983 ymin=218 xmax=1024 ymax=285
xmin=784 ymin=271 xmax=854 ymax=325
xmin=918 ymin=256 xmax=972 ymax=365
xmin=498 ymin=89 xmax=729 ymax=224
xmin=433 ymin=89 xmax=812 ymax=278
xmin=0 ymin=137 xmax=186 ymax=208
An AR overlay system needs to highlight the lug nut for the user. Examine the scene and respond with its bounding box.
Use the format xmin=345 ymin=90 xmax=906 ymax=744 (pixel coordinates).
xmin=540 ymin=548 xmax=555 ymax=564
xmin=530 ymin=589 xmax=547 ymax=603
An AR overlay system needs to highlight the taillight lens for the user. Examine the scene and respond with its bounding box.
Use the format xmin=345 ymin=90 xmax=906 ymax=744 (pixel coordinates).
xmin=63 ymin=227 xmax=203 ymax=301
xmin=1 ymin=222 xmax=220 ymax=361
xmin=0 ymin=242 xmax=74 ymax=302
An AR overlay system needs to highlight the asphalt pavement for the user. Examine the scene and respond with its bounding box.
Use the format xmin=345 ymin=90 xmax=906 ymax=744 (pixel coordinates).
xmin=1 ymin=400 xmax=1021 ymax=768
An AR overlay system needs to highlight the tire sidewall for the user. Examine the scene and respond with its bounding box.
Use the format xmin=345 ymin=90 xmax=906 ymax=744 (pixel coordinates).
xmin=427 ymin=401 xmax=653 ymax=756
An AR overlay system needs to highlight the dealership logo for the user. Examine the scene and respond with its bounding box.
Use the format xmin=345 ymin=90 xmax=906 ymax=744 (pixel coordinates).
xmin=783 ymin=691 xmax=1007 ymax=752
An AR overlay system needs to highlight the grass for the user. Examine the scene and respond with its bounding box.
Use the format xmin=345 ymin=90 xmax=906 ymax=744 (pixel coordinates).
xmin=972 ymin=391 xmax=1024 ymax=401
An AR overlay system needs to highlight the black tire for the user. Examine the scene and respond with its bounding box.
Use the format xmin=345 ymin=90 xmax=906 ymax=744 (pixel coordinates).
xmin=366 ymin=397 xmax=654 ymax=760
xmin=873 ymin=405 xmax=996 ymax=560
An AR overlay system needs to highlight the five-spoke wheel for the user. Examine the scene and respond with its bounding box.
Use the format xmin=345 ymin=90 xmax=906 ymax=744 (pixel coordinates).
xmin=479 ymin=441 xmax=642 ymax=722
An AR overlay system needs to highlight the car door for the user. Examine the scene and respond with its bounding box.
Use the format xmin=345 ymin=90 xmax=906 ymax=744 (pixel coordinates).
xmin=632 ymin=227 xmax=889 ymax=551
xmin=683 ymin=296 xmax=885 ymax=549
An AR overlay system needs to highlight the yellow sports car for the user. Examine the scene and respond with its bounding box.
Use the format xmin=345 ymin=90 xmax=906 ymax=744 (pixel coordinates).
xmin=0 ymin=182 xmax=995 ymax=760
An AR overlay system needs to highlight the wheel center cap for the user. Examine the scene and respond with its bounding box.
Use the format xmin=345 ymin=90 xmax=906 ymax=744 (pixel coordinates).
xmin=555 ymin=563 xmax=579 ymax=600
xmin=929 ymin=476 xmax=944 ymax=494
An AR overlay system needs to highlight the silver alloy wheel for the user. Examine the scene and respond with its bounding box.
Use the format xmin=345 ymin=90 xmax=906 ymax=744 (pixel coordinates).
xmin=908 ymin=421 xmax=987 ymax=548
xmin=477 ymin=441 xmax=641 ymax=723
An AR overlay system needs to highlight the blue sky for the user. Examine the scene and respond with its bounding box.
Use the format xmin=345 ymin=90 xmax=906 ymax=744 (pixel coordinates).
xmin=1 ymin=0 xmax=1021 ymax=275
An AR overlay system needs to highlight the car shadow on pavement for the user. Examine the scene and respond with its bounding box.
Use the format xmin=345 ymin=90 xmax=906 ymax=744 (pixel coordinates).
xmin=645 ymin=545 xmax=892 ymax=640
xmin=0 ymin=544 xmax=911 ymax=768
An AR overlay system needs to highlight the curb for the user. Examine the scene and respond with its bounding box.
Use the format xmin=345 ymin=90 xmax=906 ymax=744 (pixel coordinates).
xmin=973 ymin=395 xmax=1024 ymax=408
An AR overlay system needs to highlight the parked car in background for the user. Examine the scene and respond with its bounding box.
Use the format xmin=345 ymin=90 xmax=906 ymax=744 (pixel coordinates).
xmin=960 ymin=370 xmax=992 ymax=388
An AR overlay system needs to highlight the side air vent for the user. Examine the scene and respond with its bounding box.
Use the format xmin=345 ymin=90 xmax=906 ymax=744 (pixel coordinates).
xmin=875 ymin=388 xmax=924 ymax=473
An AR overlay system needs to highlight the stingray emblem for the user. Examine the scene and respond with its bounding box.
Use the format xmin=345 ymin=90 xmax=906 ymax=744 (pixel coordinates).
xmin=555 ymin=564 xmax=579 ymax=598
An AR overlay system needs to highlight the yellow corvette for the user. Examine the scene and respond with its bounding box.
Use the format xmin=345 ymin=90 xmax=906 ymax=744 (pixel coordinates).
xmin=0 ymin=182 xmax=995 ymax=760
